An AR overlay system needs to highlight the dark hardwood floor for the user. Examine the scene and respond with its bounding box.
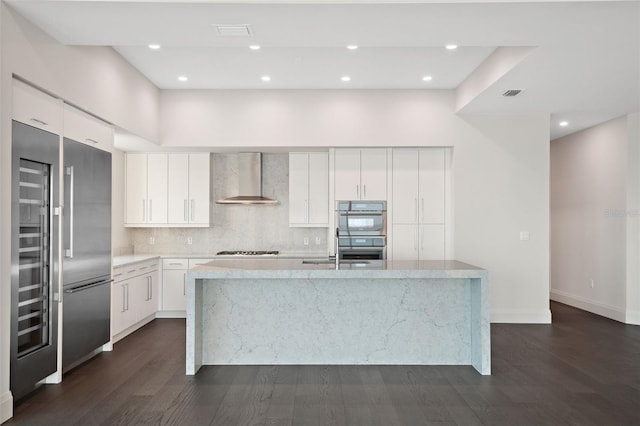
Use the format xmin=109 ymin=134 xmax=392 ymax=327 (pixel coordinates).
xmin=7 ymin=301 xmax=640 ymax=426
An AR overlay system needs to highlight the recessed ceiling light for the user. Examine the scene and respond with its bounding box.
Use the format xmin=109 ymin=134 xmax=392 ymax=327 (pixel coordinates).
xmin=261 ymin=75 xmax=271 ymax=82
xmin=249 ymin=45 xmax=261 ymax=50
xmin=559 ymin=121 xmax=569 ymax=127
xmin=422 ymin=75 xmax=433 ymax=82
xmin=177 ymin=75 xmax=188 ymax=82
xmin=148 ymin=44 xmax=161 ymax=50
xmin=341 ymin=76 xmax=351 ymax=82
xmin=347 ymin=45 xmax=358 ymax=50
xmin=445 ymin=44 xmax=458 ymax=50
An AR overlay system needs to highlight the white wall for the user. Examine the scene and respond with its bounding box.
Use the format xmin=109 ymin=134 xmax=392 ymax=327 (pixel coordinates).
xmin=161 ymin=89 xmax=552 ymax=324
xmin=550 ymin=116 xmax=629 ymax=321
xmin=626 ymin=112 xmax=640 ymax=324
xmin=0 ymin=5 xmax=158 ymax=420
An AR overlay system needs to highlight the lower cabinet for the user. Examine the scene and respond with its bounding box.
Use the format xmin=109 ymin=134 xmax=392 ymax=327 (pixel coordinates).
xmin=111 ymin=258 xmax=159 ymax=341
xmin=392 ymin=224 xmax=445 ymax=260
xmin=159 ymin=258 xmax=213 ymax=317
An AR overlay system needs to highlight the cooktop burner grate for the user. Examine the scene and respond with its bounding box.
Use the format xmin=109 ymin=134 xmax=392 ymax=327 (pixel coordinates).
xmin=216 ymin=250 xmax=280 ymax=256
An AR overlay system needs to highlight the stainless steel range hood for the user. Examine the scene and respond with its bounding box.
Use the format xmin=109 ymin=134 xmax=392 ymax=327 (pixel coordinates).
xmin=216 ymin=153 xmax=278 ymax=205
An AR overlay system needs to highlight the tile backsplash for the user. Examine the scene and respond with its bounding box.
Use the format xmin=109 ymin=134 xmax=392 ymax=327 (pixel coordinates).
xmin=130 ymin=153 xmax=329 ymax=255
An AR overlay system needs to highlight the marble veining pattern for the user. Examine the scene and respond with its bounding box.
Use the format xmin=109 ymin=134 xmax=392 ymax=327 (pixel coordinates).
xmin=201 ymin=277 xmax=470 ymax=365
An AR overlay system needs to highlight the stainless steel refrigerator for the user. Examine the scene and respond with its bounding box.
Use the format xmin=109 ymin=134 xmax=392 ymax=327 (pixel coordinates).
xmin=61 ymin=137 xmax=112 ymax=370
xmin=10 ymin=120 xmax=61 ymax=400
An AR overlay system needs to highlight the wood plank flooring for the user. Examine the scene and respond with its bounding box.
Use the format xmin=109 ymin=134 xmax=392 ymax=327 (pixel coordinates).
xmin=7 ymin=301 xmax=640 ymax=425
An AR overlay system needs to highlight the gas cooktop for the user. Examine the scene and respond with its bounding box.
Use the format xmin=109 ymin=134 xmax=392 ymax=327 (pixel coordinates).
xmin=216 ymin=250 xmax=279 ymax=256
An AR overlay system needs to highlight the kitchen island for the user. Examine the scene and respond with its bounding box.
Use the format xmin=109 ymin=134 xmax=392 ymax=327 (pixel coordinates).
xmin=186 ymin=259 xmax=490 ymax=375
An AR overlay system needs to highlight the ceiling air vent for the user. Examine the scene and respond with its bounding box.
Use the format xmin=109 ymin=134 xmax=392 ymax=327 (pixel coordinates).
xmin=502 ymin=89 xmax=524 ymax=97
xmin=214 ymin=24 xmax=253 ymax=37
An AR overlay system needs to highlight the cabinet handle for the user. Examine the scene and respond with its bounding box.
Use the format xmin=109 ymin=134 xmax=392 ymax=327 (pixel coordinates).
xmin=29 ymin=118 xmax=48 ymax=126
xmin=183 ymin=273 xmax=186 ymax=296
xmin=421 ymin=198 xmax=425 ymax=222
xmin=363 ymin=184 xmax=367 ymax=199
xmin=147 ymin=277 xmax=151 ymax=301
xmin=85 ymin=138 xmax=99 ymax=145
xmin=149 ymin=200 xmax=153 ymax=222
xmin=168 ymin=262 xmax=183 ymax=266
xmin=190 ymin=200 xmax=195 ymax=222
xmin=142 ymin=200 xmax=146 ymax=222
xmin=356 ymin=184 xmax=359 ymax=199
xmin=149 ymin=277 xmax=153 ymax=300
xmin=125 ymin=283 xmax=129 ymax=311
xmin=121 ymin=285 xmax=126 ymax=313
xmin=184 ymin=200 xmax=188 ymax=222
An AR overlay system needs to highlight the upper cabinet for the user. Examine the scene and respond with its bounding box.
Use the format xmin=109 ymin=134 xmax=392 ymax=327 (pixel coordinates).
xmin=334 ymin=149 xmax=387 ymax=201
xmin=125 ymin=153 xmax=168 ymax=226
xmin=289 ymin=152 xmax=329 ymax=227
xmin=13 ymin=79 xmax=62 ymax=135
xmin=63 ymin=104 xmax=113 ymax=152
xmin=125 ymin=152 xmax=210 ymax=227
xmin=167 ymin=153 xmax=210 ymax=226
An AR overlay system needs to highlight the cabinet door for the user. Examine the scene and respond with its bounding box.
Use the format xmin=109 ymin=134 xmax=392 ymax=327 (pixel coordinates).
xmin=334 ymin=150 xmax=361 ymax=200
xmin=125 ymin=154 xmax=148 ymax=224
xmin=391 ymin=224 xmax=419 ymax=261
xmin=419 ymin=224 xmax=445 ymax=260
xmin=167 ymin=153 xmax=189 ymax=224
xmin=112 ymin=281 xmax=135 ymax=335
xmin=147 ymin=153 xmax=168 ymax=224
xmin=162 ymin=270 xmax=187 ymax=311
xmin=360 ymin=149 xmax=387 ymax=200
xmin=188 ymin=154 xmax=210 ymax=225
xmin=289 ymin=153 xmax=310 ymax=225
xmin=63 ymin=104 xmax=113 ymax=152
xmin=308 ymin=152 xmax=329 ymax=225
xmin=13 ymin=79 xmax=62 ymax=135
xmin=392 ymin=150 xmax=419 ymax=224
xmin=418 ymin=149 xmax=445 ymax=224
xmin=136 ymin=272 xmax=158 ymax=321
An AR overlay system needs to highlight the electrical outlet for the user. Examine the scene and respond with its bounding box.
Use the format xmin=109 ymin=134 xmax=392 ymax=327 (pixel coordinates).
xmin=315 ymin=236 xmax=321 ymax=245
xmin=149 ymin=236 xmax=155 ymax=245
xmin=519 ymin=231 xmax=530 ymax=241
xmin=590 ymin=278 xmax=594 ymax=289
xmin=187 ymin=237 xmax=193 ymax=245
xmin=303 ymin=237 xmax=309 ymax=245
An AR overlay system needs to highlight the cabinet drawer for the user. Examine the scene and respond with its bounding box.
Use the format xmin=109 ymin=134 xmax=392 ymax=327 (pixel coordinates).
xmin=163 ymin=258 xmax=189 ymax=270
xmin=113 ymin=258 xmax=160 ymax=281
xmin=188 ymin=258 xmax=213 ymax=269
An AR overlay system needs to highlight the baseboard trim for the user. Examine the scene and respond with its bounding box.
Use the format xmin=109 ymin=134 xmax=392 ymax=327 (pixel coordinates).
xmin=155 ymin=311 xmax=186 ymax=319
xmin=1 ymin=390 xmax=13 ymax=424
xmin=491 ymin=309 xmax=552 ymax=324
xmin=550 ymin=290 xmax=627 ymax=323
xmin=625 ymin=310 xmax=640 ymax=325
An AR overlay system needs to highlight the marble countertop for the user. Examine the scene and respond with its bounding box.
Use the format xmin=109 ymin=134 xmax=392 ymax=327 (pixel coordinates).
xmin=112 ymin=254 xmax=161 ymax=268
xmin=189 ymin=258 xmax=487 ymax=280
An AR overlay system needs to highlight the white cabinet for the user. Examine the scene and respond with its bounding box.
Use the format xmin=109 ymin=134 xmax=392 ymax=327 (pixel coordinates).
xmin=12 ymin=79 xmax=62 ymax=135
xmin=161 ymin=258 xmax=188 ymax=314
xmin=126 ymin=152 xmax=209 ymax=227
xmin=391 ymin=149 xmax=447 ymax=261
xmin=289 ymin=152 xmax=329 ymax=227
xmin=167 ymin=153 xmax=210 ymax=226
xmin=334 ymin=149 xmax=387 ymax=200
xmin=63 ymin=104 xmax=113 ymax=152
xmin=111 ymin=258 xmax=159 ymax=340
xmin=125 ymin=153 xmax=168 ymax=226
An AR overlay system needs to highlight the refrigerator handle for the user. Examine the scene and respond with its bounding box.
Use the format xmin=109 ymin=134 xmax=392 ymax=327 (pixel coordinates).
xmin=65 ymin=166 xmax=74 ymax=258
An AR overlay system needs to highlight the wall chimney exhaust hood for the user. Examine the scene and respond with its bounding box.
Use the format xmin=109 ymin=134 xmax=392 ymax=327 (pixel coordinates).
xmin=216 ymin=153 xmax=278 ymax=205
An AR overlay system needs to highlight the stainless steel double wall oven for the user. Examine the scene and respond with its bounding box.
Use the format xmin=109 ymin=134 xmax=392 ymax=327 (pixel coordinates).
xmin=336 ymin=200 xmax=387 ymax=260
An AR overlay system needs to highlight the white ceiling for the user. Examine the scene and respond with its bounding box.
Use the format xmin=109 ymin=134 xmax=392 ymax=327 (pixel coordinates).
xmin=6 ymin=0 xmax=640 ymax=140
